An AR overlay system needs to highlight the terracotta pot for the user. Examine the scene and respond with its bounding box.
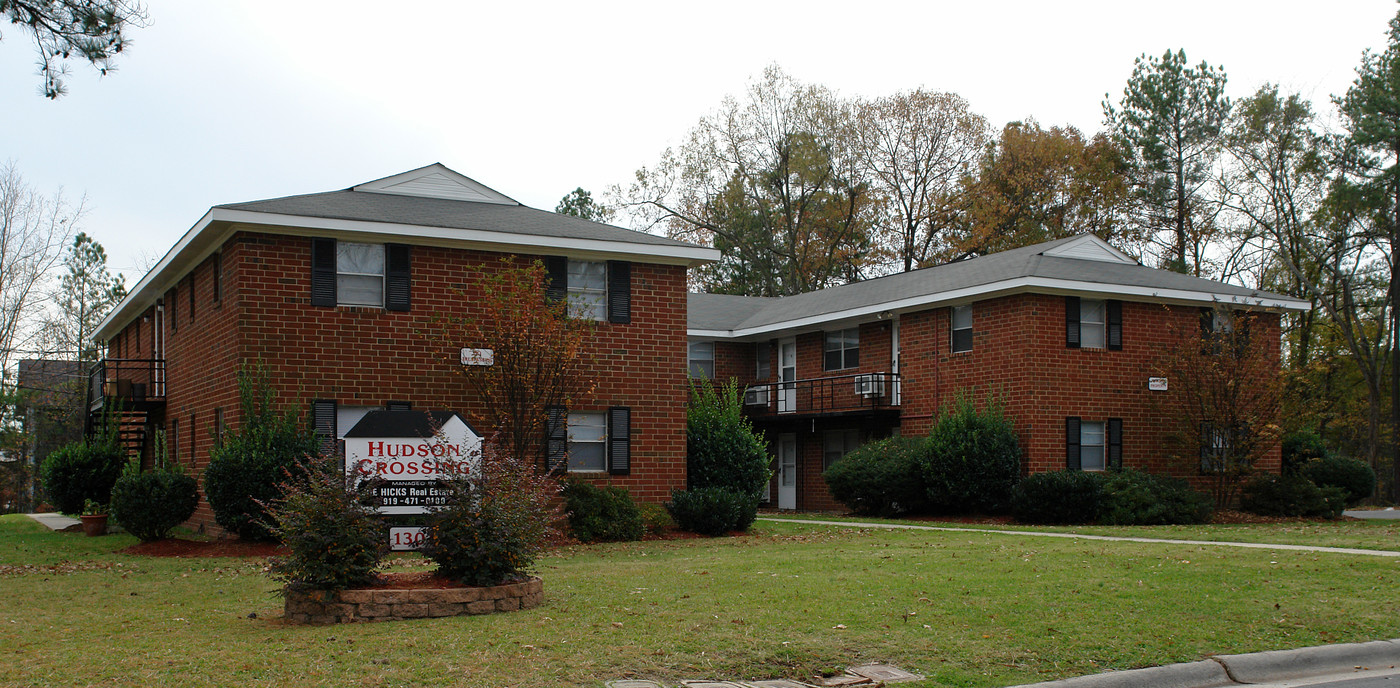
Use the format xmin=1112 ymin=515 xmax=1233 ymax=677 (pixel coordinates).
xmin=80 ymin=514 xmax=108 ymax=537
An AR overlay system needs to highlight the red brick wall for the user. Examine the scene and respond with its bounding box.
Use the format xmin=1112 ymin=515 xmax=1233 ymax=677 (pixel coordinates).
xmin=116 ymin=231 xmax=691 ymax=533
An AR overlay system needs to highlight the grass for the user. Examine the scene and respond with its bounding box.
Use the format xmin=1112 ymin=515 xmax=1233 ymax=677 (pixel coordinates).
xmin=1 ymin=515 xmax=1398 ymax=688
xmin=762 ymin=513 xmax=1400 ymax=552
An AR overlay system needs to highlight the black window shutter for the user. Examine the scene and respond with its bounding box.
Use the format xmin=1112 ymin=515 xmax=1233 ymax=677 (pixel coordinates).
xmin=1065 ymin=296 xmax=1080 ymax=348
xmin=608 ymin=406 xmax=631 ymax=475
xmin=385 ymin=244 xmax=411 ymax=311
xmin=1106 ymin=300 xmax=1122 ymax=350
xmin=607 ymin=261 xmax=631 ymax=324
xmin=1107 ymin=418 xmax=1123 ymax=470
xmin=169 ymin=289 xmax=177 ymax=332
xmin=544 ymin=256 xmax=567 ymax=303
xmin=188 ymin=275 xmax=196 ymax=321
xmin=386 ymin=401 xmax=411 ymax=411
xmin=544 ymin=405 xmax=567 ymax=474
xmin=212 ymin=253 xmax=221 ymax=303
xmin=312 ymin=400 xmax=337 ymax=460
xmin=311 ymin=238 xmax=337 ymax=307
xmin=1065 ymin=417 xmax=1082 ymax=470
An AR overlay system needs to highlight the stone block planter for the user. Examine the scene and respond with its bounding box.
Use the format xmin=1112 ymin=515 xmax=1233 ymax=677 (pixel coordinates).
xmin=283 ymin=577 xmax=543 ymax=625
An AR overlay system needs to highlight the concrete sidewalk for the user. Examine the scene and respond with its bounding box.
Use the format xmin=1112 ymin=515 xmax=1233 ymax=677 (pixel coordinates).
xmin=1007 ymin=639 xmax=1400 ymax=688
xmin=758 ymin=517 xmax=1400 ymax=557
xmin=26 ymin=512 xmax=79 ymax=530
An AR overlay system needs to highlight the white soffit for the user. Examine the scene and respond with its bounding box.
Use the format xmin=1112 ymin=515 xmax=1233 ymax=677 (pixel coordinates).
xmin=1042 ymin=235 xmax=1137 ymax=264
xmin=353 ymin=164 xmax=518 ymax=205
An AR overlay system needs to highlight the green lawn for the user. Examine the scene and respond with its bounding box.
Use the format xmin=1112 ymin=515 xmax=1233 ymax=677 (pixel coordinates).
xmin=1 ymin=514 xmax=1397 ymax=688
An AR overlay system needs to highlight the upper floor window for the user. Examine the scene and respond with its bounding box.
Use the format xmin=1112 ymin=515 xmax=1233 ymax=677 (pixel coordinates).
xmin=755 ymin=342 xmax=771 ymax=379
xmin=688 ymin=340 xmax=715 ymax=379
xmin=567 ymin=260 xmax=608 ymax=320
xmin=1066 ymin=296 xmax=1122 ymax=350
xmin=337 ymin=242 xmax=386 ymax=307
xmin=951 ymin=305 xmax=973 ymax=353
xmin=824 ymin=328 xmax=859 ymax=371
xmin=544 ymin=257 xmax=631 ymax=324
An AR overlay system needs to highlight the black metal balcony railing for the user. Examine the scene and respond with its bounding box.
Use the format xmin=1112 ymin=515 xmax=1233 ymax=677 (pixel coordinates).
xmin=88 ymin=358 xmax=166 ymax=411
xmin=739 ymin=372 xmax=900 ymax=417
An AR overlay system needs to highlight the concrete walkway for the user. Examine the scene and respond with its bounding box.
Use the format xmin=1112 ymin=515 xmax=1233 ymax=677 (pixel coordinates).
xmin=26 ymin=513 xmax=79 ymax=530
xmin=1346 ymin=507 xmax=1400 ymax=520
xmin=758 ymin=517 xmax=1400 ymax=558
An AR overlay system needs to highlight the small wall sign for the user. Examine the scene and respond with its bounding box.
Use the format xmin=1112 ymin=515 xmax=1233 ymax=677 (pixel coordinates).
xmin=460 ymin=348 xmax=494 ymax=366
xmin=1148 ymin=377 xmax=1169 ymax=391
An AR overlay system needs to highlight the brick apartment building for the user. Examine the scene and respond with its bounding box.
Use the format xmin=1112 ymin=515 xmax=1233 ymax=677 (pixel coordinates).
xmin=90 ymin=164 xmax=718 ymax=530
xmin=687 ymin=236 xmax=1309 ymax=512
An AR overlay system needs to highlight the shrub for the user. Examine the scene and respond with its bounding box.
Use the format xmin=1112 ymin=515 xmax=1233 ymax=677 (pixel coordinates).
xmin=110 ymin=445 xmax=200 ymax=541
xmin=667 ymin=487 xmax=758 ymax=536
xmin=422 ymin=447 xmax=560 ymax=586
xmin=1280 ymin=428 xmax=1329 ymax=475
xmin=562 ymin=480 xmax=644 ymax=543
xmin=922 ymin=394 xmax=1021 ymax=513
xmin=1011 ymin=470 xmax=1105 ymax=525
xmin=39 ymin=440 xmax=126 ymax=515
xmin=687 ymin=378 xmax=770 ymax=498
xmin=822 ymin=436 xmax=928 ymax=516
xmin=637 ymin=501 xmax=673 ymax=537
xmin=1097 ymin=469 xmax=1212 ymax=525
xmin=204 ymin=363 xmax=320 ymax=540
xmin=1241 ymin=473 xmax=1345 ymax=518
xmin=1302 ymin=455 xmax=1376 ymax=506
xmin=263 ymin=459 xmax=387 ymax=591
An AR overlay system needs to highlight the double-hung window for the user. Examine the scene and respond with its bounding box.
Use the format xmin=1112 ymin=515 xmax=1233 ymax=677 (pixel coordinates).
xmin=337 ymin=242 xmax=386 ymax=307
xmin=824 ymin=328 xmax=859 ymax=371
xmin=311 ymin=239 xmax=411 ymax=310
xmin=688 ymin=340 xmax=715 ymax=379
xmin=567 ymin=260 xmax=608 ymax=320
xmin=1066 ymin=296 xmax=1122 ymax=350
xmin=823 ymin=429 xmax=861 ymax=471
xmin=566 ymin=412 xmax=608 ymax=472
xmin=544 ymin=256 xmax=631 ymax=323
xmin=1066 ymin=417 xmax=1122 ymax=471
xmin=544 ymin=406 xmax=632 ymax=475
xmin=951 ymin=305 xmax=973 ymax=353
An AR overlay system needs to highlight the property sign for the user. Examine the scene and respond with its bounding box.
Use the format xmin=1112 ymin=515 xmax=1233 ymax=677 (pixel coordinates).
xmin=1148 ymin=377 xmax=1169 ymax=391
xmin=343 ymin=411 xmax=481 ymax=516
xmin=388 ymin=526 xmax=426 ymax=552
xmin=460 ymin=347 xmax=494 ymax=366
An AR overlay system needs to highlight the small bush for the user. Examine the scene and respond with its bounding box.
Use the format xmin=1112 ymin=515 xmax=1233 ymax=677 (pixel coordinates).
xmin=110 ymin=467 xmax=199 ymax=541
xmin=667 ymin=487 xmax=758 ymax=536
xmin=39 ymin=440 xmax=126 ymax=515
xmin=636 ymin=501 xmax=673 ymax=536
xmin=822 ymin=436 xmax=927 ymax=516
xmin=922 ymin=394 xmax=1022 ymax=513
xmin=687 ymin=378 xmax=770 ymax=498
xmin=422 ymin=447 xmax=560 ymax=586
xmin=1098 ymin=469 xmax=1212 ymax=525
xmin=562 ymin=481 xmax=644 ymax=543
xmin=1011 ymin=470 xmax=1105 ymax=525
xmin=264 ymin=460 xmax=386 ymax=591
xmin=1302 ymin=455 xmax=1376 ymax=506
xmin=204 ymin=363 xmax=320 ymax=540
xmin=1280 ymin=429 xmax=1328 ymax=475
xmin=1241 ymin=474 xmax=1344 ymax=518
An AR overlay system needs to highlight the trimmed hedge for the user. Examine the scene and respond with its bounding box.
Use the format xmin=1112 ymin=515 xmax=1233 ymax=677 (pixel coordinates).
xmin=39 ymin=440 xmax=127 ymax=515
xmin=110 ymin=467 xmax=199 ymax=541
xmin=1302 ymin=455 xmax=1376 ymax=506
xmin=822 ymin=436 xmax=927 ymax=516
xmin=922 ymin=396 xmax=1021 ymax=513
xmin=1098 ymin=469 xmax=1212 ymax=525
xmin=1011 ymin=470 xmax=1105 ymax=525
xmin=667 ymin=487 xmax=758 ymax=536
xmin=1241 ymin=473 xmax=1346 ymax=518
xmin=563 ymin=481 xmax=645 ymax=543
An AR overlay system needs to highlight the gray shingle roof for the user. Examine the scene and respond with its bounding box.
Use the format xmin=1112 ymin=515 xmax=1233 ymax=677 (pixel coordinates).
xmin=219 ymin=190 xmax=698 ymax=249
xmin=689 ymin=235 xmax=1306 ymax=335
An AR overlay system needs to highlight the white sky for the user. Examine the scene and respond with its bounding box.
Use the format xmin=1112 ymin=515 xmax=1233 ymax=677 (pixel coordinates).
xmin=0 ymin=1 xmax=1394 ymax=284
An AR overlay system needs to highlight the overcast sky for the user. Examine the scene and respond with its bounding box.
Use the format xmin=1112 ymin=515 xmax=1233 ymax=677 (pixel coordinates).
xmin=0 ymin=1 xmax=1395 ymax=284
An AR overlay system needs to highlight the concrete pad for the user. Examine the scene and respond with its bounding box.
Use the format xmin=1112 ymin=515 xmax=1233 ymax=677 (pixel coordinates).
xmin=1005 ymin=659 xmax=1232 ymax=688
xmin=26 ymin=513 xmax=79 ymax=531
xmin=1215 ymin=639 xmax=1400 ymax=683
xmin=680 ymin=682 xmax=748 ymax=688
xmin=847 ymin=665 xmax=923 ymax=683
xmin=604 ymin=681 xmax=665 ymax=688
xmin=743 ymin=680 xmax=819 ymax=688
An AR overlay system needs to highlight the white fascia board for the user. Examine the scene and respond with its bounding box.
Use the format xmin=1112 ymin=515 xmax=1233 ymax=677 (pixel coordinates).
xmin=696 ymin=276 xmax=1311 ymax=340
xmin=94 ymin=209 xmax=226 ymax=340
xmin=212 ymin=209 xmax=720 ymax=265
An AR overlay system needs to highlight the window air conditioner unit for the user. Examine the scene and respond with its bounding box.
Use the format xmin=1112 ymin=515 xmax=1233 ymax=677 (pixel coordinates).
xmin=853 ymin=374 xmax=885 ymax=397
xmin=744 ymin=386 xmax=771 ymax=406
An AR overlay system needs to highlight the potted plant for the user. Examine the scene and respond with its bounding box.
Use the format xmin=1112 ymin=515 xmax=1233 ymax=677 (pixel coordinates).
xmin=80 ymin=499 xmax=109 ymax=537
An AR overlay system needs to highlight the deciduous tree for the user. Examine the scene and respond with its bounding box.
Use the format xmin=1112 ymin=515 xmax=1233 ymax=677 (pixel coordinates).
xmin=0 ymin=162 xmax=78 ymax=376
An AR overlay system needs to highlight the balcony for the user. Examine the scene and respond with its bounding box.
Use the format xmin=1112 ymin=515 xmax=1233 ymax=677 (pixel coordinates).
xmin=87 ymin=358 xmax=166 ymax=412
xmin=740 ymin=372 xmax=900 ymax=419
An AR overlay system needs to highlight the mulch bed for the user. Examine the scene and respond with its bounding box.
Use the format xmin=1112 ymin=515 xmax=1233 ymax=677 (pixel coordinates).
xmin=120 ymin=539 xmax=288 ymax=558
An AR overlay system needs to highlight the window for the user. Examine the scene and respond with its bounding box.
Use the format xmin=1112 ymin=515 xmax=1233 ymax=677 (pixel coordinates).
xmin=567 ymin=260 xmax=607 ymax=320
xmin=212 ymin=253 xmax=222 ymax=303
xmin=951 ymin=305 xmax=973 ymax=353
xmin=1201 ymin=308 xmax=1251 ymax=356
xmin=1200 ymin=422 xmax=1246 ymax=473
xmin=213 ymin=408 xmax=224 ymax=448
xmin=1066 ymin=297 xmax=1122 ymax=350
xmin=823 ymin=429 xmax=861 ymax=471
xmin=189 ymin=413 xmax=196 ymax=462
xmin=755 ymin=342 xmax=771 ymax=379
xmin=688 ymin=340 xmax=715 ymax=378
xmin=824 ymin=328 xmax=859 ymax=370
xmin=169 ymin=288 xmax=177 ymax=332
xmin=566 ymin=412 xmax=607 ymax=472
xmin=188 ymin=274 xmax=196 ymax=321
xmin=1066 ymin=417 xmax=1122 ymax=471
xmin=337 ymin=242 xmax=385 ymax=307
